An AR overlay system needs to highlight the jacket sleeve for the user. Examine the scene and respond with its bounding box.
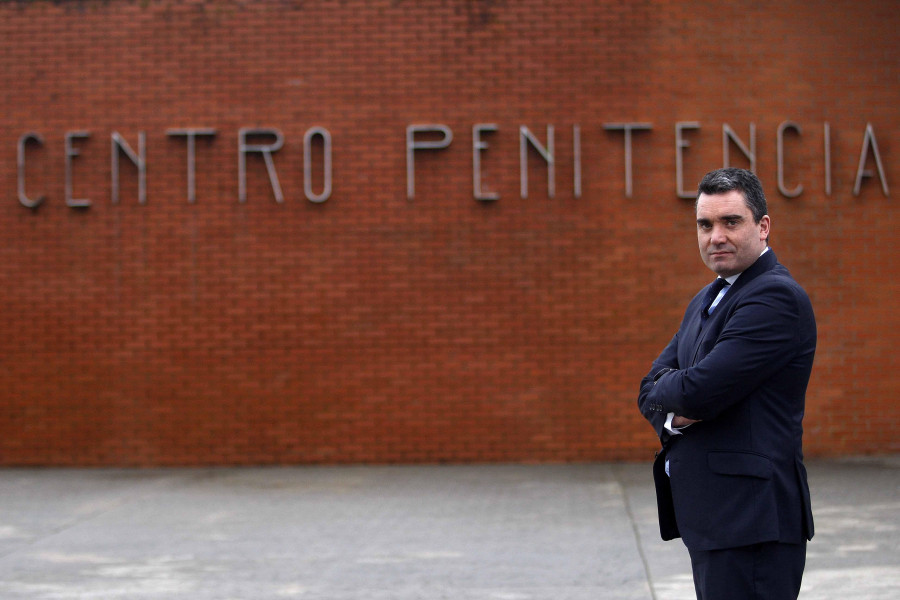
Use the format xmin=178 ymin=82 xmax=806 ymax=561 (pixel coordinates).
xmin=637 ymin=332 xmax=680 ymax=440
xmin=644 ymin=281 xmax=805 ymax=422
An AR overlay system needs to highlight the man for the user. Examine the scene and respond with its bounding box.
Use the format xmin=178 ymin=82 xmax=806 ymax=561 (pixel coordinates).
xmin=638 ymin=168 xmax=816 ymax=599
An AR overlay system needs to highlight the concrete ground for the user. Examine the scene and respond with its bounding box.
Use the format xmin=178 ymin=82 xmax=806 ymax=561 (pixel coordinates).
xmin=0 ymin=456 xmax=896 ymax=599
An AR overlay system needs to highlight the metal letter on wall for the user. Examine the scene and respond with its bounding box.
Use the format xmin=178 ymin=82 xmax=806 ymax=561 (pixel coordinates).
xmin=239 ymin=128 xmax=285 ymax=203
xmin=167 ymin=128 xmax=217 ymax=203
xmin=406 ymin=124 xmax=453 ymax=200
xmin=603 ymin=122 xmax=652 ymax=198
xmin=519 ymin=125 xmax=555 ymax=199
xmin=823 ymin=122 xmax=832 ymax=196
xmin=776 ymin=121 xmax=803 ymax=198
xmin=111 ymin=131 xmax=147 ymax=205
xmin=722 ymin=123 xmax=756 ymax=173
xmin=675 ymin=122 xmax=700 ymax=199
xmin=303 ymin=127 xmax=332 ymax=203
xmin=853 ymin=122 xmax=890 ymax=196
xmin=17 ymin=132 xmax=45 ymax=208
xmin=573 ymin=125 xmax=582 ymax=199
xmin=65 ymin=131 xmax=91 ymax=208
xmin=472 ymin=123 xmax=499 ymax=201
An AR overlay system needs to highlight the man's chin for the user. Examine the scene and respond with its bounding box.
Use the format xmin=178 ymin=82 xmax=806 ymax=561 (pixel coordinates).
xmin=704 ymin=259 xmax=733 ymax=276
xmin=711 ymin=264 xmax=739 ymax=278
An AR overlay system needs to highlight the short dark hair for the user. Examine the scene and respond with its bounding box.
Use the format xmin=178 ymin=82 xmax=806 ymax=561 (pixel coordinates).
xmin=696 ymin=168 xmax=768 ymax=223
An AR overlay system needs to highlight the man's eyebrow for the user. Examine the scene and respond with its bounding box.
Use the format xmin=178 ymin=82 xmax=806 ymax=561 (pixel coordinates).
xmin=697 ymin=214 xmax=745 ymax=224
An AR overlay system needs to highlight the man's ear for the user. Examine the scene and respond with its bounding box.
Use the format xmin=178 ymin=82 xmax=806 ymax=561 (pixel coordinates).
xmin=759 ymin=215 xmax=771 ymax=241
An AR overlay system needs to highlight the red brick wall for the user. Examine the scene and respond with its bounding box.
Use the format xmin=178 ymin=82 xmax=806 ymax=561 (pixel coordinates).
xmin=0 ymin=0 xmax=896 ymax=465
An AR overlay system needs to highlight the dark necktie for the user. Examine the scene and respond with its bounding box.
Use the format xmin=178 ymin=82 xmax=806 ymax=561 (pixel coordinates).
xmin=702 ymin=278 xmax=730 ymax=319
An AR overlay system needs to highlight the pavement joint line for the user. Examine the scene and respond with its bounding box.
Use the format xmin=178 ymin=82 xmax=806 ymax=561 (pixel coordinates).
xmin=613 ymin=463 xmax=660 ymax=600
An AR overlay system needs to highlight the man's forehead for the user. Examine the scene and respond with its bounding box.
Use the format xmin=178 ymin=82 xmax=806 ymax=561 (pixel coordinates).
xmin=696 ymin=191 xmax=750 ymax=218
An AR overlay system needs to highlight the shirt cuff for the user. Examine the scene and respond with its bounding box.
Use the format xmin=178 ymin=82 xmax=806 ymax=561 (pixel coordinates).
xmin=664 ymin=412 xmax=683 ymax=435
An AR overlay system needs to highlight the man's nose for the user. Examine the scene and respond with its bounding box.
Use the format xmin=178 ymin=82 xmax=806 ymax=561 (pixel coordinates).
xmin=710 ymin=225 xmax=728 ymax=245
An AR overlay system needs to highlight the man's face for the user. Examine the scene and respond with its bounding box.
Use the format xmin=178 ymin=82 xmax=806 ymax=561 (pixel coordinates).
xmin=696 ymin=190 xmax=770 ymax=277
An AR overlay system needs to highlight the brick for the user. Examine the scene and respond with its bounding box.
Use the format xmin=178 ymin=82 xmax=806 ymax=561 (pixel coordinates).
xmin=0 ymin=0 xmax=896 ymax=466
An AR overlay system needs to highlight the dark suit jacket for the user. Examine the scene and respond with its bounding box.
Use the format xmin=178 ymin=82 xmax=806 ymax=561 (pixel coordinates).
xmin=638 ymin=249 xmax=816 ymax=552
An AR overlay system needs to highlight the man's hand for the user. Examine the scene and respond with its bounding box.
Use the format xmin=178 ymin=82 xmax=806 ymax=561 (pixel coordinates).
xmin=672 ymin=416 xmax=700 ymax=428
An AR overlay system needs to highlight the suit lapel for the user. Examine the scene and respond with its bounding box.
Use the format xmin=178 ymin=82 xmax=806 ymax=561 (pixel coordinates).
xmin=726 ymin=248 xmax=777 ymax=298
xmin=682 ymin=250 xmax=779 ymax=367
